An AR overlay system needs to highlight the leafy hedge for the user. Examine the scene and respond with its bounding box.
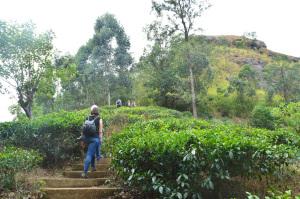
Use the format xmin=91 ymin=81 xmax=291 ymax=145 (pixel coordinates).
xmin=0 ymin=146 xmax=42 ymax=190
xmin=272 ymin=102 xmax=300 ymax=133
xmin=0 ymin=106 xmax=185 ymax=166
xmin=109 ymin=118 xmax=300 ymax=198
xmin=1 ymin=105 xmax=299 ymax=197
xmin=0 ymin=110 xmax=88 ymax=166
xmin=246 ymin=190 xmax=300 ymax=199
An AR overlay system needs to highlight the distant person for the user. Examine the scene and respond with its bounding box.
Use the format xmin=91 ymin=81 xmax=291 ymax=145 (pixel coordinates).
xmin=80 ymin=105 xmax=103 ymax=178
xmin=127 ymin=100 xmax=131 ymax=107
xmin=116 ymin=99 xmax=122 ymax=108
xmin=132 ymin=100 xmax=136 ymax=107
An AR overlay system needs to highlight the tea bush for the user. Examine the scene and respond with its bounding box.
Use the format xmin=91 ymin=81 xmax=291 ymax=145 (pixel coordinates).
xmin=246 ymin=190 xmax=300 ymax=199
xmin=0 ymin=106 xmax=185 ymax=167
xmin=101 ymin=106 xmax=186 ymax=156
xmin=0 ymin=146 xmax=42 ymax=190
xmin=0 ymin=109 xmax=88 ymax=166
xmin=1 ymin=105 xmax=299 ymax=197
xmin=109 ymin=118 xmax=300 ymax=198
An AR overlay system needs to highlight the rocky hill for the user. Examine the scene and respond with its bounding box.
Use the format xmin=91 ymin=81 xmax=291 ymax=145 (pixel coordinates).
xmin=195 ymin=35 xmax=300 ymax=89
xmin=204 ymin=35 xmax=300 ymax=61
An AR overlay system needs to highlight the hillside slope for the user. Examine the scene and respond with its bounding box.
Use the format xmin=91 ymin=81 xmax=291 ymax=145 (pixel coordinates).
xmin=198 ymin=35 xmax=300 ymax=89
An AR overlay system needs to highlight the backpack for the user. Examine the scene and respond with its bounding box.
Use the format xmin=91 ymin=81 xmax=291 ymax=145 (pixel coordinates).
xmin=82 ymin=116 xmax=98 ymax=137
xmin=116 ymin=99 xmax=121 ymax=105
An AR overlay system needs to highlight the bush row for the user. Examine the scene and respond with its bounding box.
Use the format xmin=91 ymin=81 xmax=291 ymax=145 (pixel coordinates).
xmin=0 ymin=106 xmax=185 ymax=167
xmin=0 ymin=109 xmax=88 ymax=166
xmin=109 ymin=118 xmax=300 ymax=198
xmin=0 ymin=146 xmax=42 ymax=190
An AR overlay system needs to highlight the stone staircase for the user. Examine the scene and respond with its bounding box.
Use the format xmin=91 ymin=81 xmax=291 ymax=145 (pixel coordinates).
xmin=41 ymin=158 xmax=121 ymax=199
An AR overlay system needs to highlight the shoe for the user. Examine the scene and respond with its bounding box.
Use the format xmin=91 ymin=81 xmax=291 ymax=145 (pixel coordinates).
xmin=91 ymin=167 xmax=96 ymax=172
xmin=96 ymin=156 xmax=101 ymax=161
xmin=77 ymin=135 xmax=86 ymax=142
xmin=76 ymin=136 xmax=82 ymax=141
xmin=81 ymin=173 xmax=88 ymax=178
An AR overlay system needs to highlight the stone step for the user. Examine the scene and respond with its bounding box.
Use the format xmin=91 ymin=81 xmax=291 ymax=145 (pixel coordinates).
xmin=71 ymin=163 xmax=110 ymax=171
xmin=63 ymin=171 xmax=108 ymax=178
xmin=42 ymin=186 xmax=121 ymax=199
xmin=39 ymin=177 xmax=108 ymax=188
xmin=76 ymin=158 xmax=111 ymax=165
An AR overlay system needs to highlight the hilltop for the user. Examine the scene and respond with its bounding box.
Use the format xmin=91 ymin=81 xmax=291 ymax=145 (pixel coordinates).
xmin=203 ymin=35 xmax=300 ymax=61
xmin=193 ymin=35 xmax=300 ymax=89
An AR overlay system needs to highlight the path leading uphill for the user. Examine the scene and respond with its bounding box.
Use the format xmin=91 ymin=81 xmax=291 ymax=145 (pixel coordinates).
xmin=40 ymin=158 xmax=121 ymax=199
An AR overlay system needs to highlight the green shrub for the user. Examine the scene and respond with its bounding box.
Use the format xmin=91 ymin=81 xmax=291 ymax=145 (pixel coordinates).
xmin=231 ymin=96 xmax=256 ymax=118
xmin=250 ymin=105 xmax=275 ymax=130
xmin=272 ymin=102 xmax=300 ymax=133
xmin=213 ymin=96 xmax=236 ymax=117
xmin=109 ymin=118 xmax=300 ymax=198
xmin=246 ymin=190 xmax=300 ymax=199
xmin=233 ymin=38 xmax=248 ymax=48
xmin=0 ymin=146 xmax=42 ymax=190
xmin=0 ymin=109 xmax=89 ymax=166
xmin=0 ymin=106 xmax=185 ymax=167
xmin=102 ymin=106 xmax=186 ymax=156
xmin=213 ymin=94 xmax=256 ymax=118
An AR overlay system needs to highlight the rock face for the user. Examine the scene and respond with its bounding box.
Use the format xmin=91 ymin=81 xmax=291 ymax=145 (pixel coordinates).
xmin=268 ymin=50 xmax=300 ymax=62
xmin=202 ymin=35 xmax=267 ymax=50
xmin=233 ymin=57 xmax=265 ymax=71
xmin=200 ymin=35 xmax=300 ymax=62
xmin=248 ymin=39 xmax=267 ymax=50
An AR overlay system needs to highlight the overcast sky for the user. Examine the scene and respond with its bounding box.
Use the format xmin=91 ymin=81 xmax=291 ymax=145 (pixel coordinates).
xmin=0 ymin=0 xmax=299 ymax=121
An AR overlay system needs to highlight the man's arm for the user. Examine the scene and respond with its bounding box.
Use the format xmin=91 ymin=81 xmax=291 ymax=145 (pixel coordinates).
xmin=99 ymin=119 xmax=103 ymax=140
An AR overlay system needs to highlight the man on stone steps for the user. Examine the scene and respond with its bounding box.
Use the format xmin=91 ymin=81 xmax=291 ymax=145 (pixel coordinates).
xmin=81 ymin=105 xmax=103 ymax=178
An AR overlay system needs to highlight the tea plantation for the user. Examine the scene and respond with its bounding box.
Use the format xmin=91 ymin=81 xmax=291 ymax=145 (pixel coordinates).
xmin=0 ymin=106 xmax=299 ymax=198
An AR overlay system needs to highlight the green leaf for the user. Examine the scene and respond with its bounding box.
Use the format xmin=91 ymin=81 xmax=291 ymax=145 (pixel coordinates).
xmin=183 ymin=174 xmax=188 ymax=180
xmin=229 ymin=151 xmax=234 ymax=159
xmin=177 ymin=192 xmax=183 ymax=199
xmin=159 ymin=186 xmax=163 ymax=194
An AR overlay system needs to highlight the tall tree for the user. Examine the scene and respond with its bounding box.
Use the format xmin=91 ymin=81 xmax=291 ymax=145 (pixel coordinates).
xmin=263 ymin=60 xmax=300 ymax=103
xmin=223 ymin=64 xmax=258 ymax=116
xmin=137 ymin=42 xmax=183 ymax=109
xmin=0 ymin=21 xmax=54 ymax=118
xmin=75 ymin=14 xmax=133 ymax=106
xmin=33 ymin=54 xmax=78 ymax=113
xmin=228 ymin=64 xmax=257 ymax=103
xmin=175 ymin=41 xmax=211 ymax=114
xmin=136 ymin=37 xmax=212 ymax=113
xmin=151 ymin=0 xmax=210 ymax=117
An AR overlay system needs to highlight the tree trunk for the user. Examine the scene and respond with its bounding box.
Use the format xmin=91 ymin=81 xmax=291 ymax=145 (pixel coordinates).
xmin=184 ymin=32 xmax=189 ymax=42
xmin=107 ymin=88 xmax=111 ymax=106
xmin=189 ymin=66 xmax=197 ymax=118
xmin=280 ymin=67 xmax=288 ymax=103
xmin=23 ymin=106 xmax=32 ymax=119
xmin=17 ymin=88 xmax=33 ymax=119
